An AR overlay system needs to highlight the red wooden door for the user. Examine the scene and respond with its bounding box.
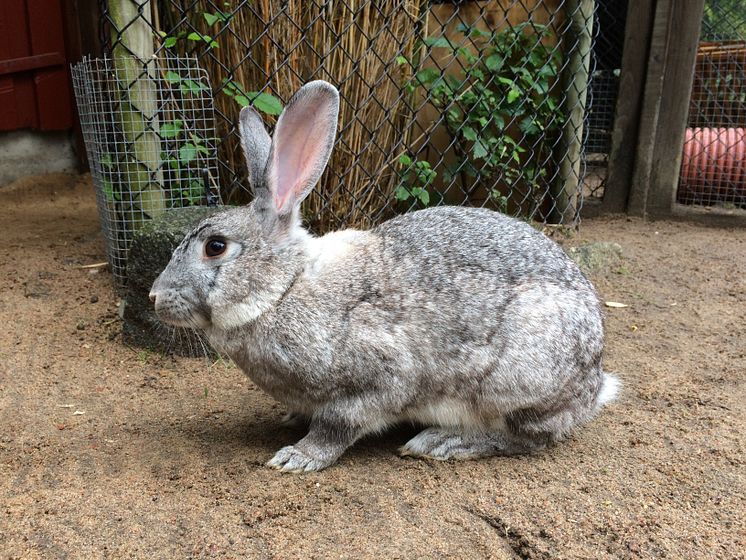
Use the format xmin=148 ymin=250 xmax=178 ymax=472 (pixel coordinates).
xmin=0 ymin=0 xmax=73 ymax=131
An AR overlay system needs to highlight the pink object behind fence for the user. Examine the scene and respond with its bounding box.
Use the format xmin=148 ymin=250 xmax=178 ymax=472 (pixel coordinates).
xmin=679 ymin=127 xmax=746 ymax=202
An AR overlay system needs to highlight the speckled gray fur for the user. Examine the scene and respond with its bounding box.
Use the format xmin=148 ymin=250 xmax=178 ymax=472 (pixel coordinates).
xmin=150 ymin=81 xmax=619 ymax=473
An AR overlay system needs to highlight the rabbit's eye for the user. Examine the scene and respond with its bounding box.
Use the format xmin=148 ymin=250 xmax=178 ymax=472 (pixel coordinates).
xmin=204 ymin=238 xmax=227 ymax=258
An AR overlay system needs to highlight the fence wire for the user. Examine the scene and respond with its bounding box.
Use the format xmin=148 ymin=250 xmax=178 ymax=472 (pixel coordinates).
xmin=71 ymin=55 xmax=220 ymax=285
xmin=678 ymin=0 xmax=746 ymax=208
xmin=582 ymin=0 xmax=626 ymax=202
xmin=92 ymin=0 xmax=599 ymax=280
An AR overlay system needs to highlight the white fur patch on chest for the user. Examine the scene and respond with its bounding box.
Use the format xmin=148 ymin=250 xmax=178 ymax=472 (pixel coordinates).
xmin=304 ymin=229 xmax=366 ymax=276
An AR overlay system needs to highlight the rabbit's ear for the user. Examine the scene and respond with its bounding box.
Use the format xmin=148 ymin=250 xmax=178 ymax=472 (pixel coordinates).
xmin=238 ymin=105 xmax=271 ymax=196
xmin=265 ymin=81 xmax=339 ymax=215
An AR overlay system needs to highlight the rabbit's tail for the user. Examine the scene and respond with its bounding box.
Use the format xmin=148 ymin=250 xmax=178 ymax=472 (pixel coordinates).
xmin=596 ymin=372 xmax=621 ymax=407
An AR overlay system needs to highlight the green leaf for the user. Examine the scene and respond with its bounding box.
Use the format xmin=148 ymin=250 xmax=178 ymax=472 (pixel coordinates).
xmin=518 ymin=117 xmax=540 ymax=135
xmin=165 ymin=70 xmax=181 ymax=83
xmin=394 ymin=186 xmax=411 ymax=201
xmin=160 ymin=120 xmax=183 ymax=138
xmin=247 ymin=92 xmax=283 ymax=115
xmin=417 ymin=189 xmax=430 ymax=205
xmin=395 ymin=55 xmax=408 ymax=65
xmin=442 ymin=163 xmax=461 ymax=184
xmin=415 ymin=68 xmax=440 ymax=86
xmin=234 ymin=95 xmax=249 ymax=107
xmin=164 ymin=36 xmax=177 ymax=48
xmin=102 ymin=180 xmax=115 ymax=201
xmin=398 ymin=154 xmax=412 ymax=166
xmin=180 ymin=79 xmax=209 ymax=95
xmin=185 ymin=178 xmax=206 ymax=205
xmin=473 ymin=139 xmax=489 ymax=160
xmin=203 ymin=12 xmax=221 ymax=26
xmin=187 ymin=31 xmax=205 ymax=41
xmin=507 ymin=88 xmax=521 ymax=103
xmin=461 ymin=126 xmax=477 ymax=142
xmin=485 ymin=54 xmax=504 ymax=72
xmin=423 ymin=36 xmax=453 ymax=49
xmin=491 ymin=115 xmax=505 ymax=130
xmin=179 ymin=143 xmax=198 ymax=164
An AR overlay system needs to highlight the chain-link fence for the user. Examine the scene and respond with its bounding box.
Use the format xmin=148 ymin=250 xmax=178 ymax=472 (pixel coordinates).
xmin=94 ymin=0 xmax=598 ymax=249
xmin=71 ymin=55 xmax=221 ymax=284
xmin=582 ymin=0 xmax=626 ymax=203
xmin=678 ymin=0 xmax=746 ymax=208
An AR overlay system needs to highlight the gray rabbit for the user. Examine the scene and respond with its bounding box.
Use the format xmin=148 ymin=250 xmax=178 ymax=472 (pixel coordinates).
xmin=150 ymin=81 xmax=619 ymax=473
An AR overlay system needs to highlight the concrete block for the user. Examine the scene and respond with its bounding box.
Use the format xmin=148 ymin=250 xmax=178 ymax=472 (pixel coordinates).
xmin=0 ymin=131 xmax=76 ymax=186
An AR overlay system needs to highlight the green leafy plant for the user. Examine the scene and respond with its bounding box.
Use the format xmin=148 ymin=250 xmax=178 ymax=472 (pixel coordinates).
xmin=702 ymin=0 xmax=746 ymax=40
xmin=152 ymin=69 xmax=215 ymax=207
xmin=221 ymin=79 xmax=284 ymax=115
xmin=398 ymin=22 xmax=565 ymax=214
xmin=158 ymin=7 xmax=283 ymax=117
xmin=394 ymin=154 xmax=436 ymax=206
xmin=158 ymin=7 xmax=230 ymax=50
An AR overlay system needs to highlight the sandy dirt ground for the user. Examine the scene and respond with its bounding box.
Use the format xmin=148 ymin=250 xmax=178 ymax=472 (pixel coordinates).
xmin=1 ymin=173 xmax=744 ymax=559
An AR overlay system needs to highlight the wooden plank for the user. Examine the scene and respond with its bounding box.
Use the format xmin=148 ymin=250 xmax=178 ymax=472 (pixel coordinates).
xmin=627 ymin=0 xmax=672 ymax=216
xmin=0 ymin=52 xmax=65 ymax=75
xmin=628 ymin=0 xmax=705 ymax=218
xmin=0 ymin=0 xmax=39 ymax=130
xmin=602 ymin=0 xmax=655 ymax=214
xmin=0 ymin=77 xmax=19 ymax=129
xmin=646 ymin=0 xmax=705 ymax=217
xmin=62 ymin=0 xmax=103 ymax=170
xmin=28 ymin=0 xmax=73 ymax=130
xmin=0 ymin=1 xmax=30 ymax=59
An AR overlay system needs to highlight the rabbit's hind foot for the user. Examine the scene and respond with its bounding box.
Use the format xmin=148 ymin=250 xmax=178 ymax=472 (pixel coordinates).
xmin=399 ymin=427 xmax=549 ymax=461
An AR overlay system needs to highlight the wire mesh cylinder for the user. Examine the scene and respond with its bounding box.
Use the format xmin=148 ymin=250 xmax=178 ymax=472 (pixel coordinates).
xmin=71 ymin=55 xmax=221 ymax=287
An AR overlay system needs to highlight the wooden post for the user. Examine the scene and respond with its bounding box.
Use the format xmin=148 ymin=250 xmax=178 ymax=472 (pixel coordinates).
xmin=602 ymin=0 xmax=655 ymax=214
xmin=63 ymin=0 xmax=103 ymax=171
xmin=627 ymin=0 xmax=705 ymax=218
xmin=551 ymin=0 xmax=594 ymax=224
xmin=109 ymin=0 xmax=166 ymax=219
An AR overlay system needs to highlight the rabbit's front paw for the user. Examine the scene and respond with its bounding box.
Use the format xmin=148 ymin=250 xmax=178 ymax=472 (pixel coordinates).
xmin=266 ymin=445 xmax=331 ymax=473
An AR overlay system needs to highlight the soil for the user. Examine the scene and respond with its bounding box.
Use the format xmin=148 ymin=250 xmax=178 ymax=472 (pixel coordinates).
xmin=1 ymin=173 xmax=744 ymax=559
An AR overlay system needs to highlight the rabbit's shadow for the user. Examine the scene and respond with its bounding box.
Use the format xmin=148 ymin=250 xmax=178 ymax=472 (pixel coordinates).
xmin=168 ymin=410 xmax=422 ymax=464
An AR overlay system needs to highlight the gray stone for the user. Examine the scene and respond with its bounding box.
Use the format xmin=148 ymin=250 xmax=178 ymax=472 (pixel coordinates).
xmin=566 ymin=242 xmax=623 ymax=275
xmin=123 ymin=206 xmax=224 ymax=357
